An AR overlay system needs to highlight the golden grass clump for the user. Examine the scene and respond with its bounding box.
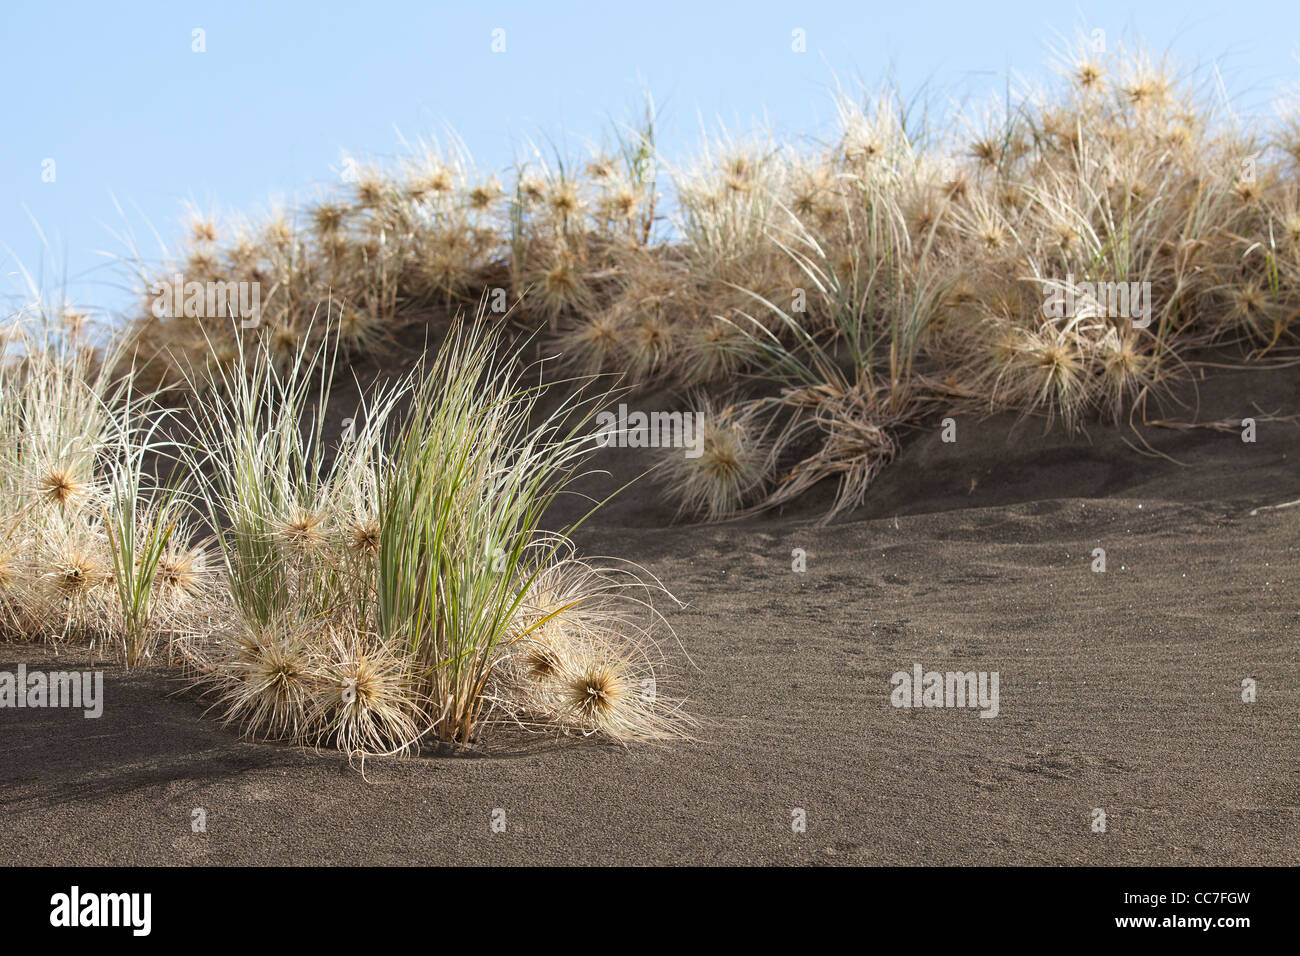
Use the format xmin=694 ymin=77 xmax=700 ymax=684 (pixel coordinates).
xmin=162 ymin=315 xmax=690 ymax=755
xmin=656 ymin=398 xmax=771 ymax=521
xmin=0 ymin=308 xmax=216 ymax=664
xmin=493 ymin=545 xmax=689 ymax=742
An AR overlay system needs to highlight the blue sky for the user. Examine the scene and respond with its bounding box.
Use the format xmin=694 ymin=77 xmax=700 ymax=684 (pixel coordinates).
xmin=2 ymin=0 xmax=1297 ymax=314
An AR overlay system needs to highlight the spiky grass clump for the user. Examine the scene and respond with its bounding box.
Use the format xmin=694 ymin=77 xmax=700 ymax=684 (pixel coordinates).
xmin=306 ymin=628 xmax=423 ymax=760
xmin=213 ymin=617 xmax=319 ymax=741
xmin=553 ymin=308 xmax=626 ymax=376
xmin=1094 ymin=326 xmax=1160 ymax=423
xmin=34 ymin=523 xmax=114 ymax=641
xmin=553 ymin=649 xmax=659 ymax=739
xmin=656 ymin=398 xmax=771 ymax=521
xmin=0 ymin=305 xmax=212 ymax=663
xmin=494 ymin=543 xmax=689 ymax=743
xmin=996 ymin=317 xmax=1095 ymax=432
xmin=100 ymin=382 xmax=194 ymax=667
xmin=175 ymin=312 xmax=688 ymax=755
xmin=677 ymin=311 xmax=754 ymax=386
xmin=374 ymin=315 xmax=646 ymax=746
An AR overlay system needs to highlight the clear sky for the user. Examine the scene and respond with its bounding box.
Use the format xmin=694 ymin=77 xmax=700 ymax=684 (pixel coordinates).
xmin=3 ymin=0 xmax=1297 ymax=315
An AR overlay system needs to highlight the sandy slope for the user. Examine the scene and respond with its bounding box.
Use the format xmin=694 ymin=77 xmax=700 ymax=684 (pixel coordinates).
xmin=1 ymin=363 xmax=1296 ymax=866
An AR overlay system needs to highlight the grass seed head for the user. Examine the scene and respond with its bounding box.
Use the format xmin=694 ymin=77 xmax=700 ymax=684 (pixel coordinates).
xmin=37 ymin=467 xmax=90 ymax=509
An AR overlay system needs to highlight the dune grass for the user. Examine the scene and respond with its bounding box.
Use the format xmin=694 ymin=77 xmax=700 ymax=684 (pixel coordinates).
xmin=176 ymin=311 xmax=687 ymax=754
xmin=113 ymin=35 xmax=1300 ymax=523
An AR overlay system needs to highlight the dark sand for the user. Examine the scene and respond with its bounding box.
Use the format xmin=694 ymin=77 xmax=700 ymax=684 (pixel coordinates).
xmin=2 ymin=361 xmax=1297 ymax=865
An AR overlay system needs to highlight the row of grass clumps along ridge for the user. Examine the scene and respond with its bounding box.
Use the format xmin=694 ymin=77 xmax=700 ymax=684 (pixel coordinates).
xmin=120 ymin=36 xmax=1300 ymax=523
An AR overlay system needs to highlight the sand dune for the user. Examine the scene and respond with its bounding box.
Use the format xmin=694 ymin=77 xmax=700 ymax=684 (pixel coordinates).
xmin=2 ymin=362 xmax=1295 ymax=866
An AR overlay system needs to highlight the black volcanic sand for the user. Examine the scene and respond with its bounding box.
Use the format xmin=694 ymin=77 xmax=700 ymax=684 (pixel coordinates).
xmin=2 ymin=358 xmax=1297 ymax=865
